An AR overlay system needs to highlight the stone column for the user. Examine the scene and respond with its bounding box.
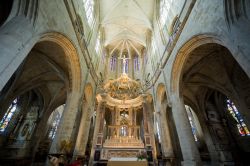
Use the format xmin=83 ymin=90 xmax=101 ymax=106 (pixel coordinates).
xmin=48 ymin=91 xmax=81 ymax=155
xmin=142 ymin=95 xmax=149 ymax=135
xmin=0 ymin=16 xmax=36 ymax=91
xmin=141 ymin=94 xmax=158 ymax=163
xmin=89 ymin=94 xmax=106 ymax=165
xmin=158 ymin=103 xmax=174 ymax=158
xmin=73 ymin=99 xmax=90 ymax=159
xmin=171 ymin=93 xmax=201 ymax=166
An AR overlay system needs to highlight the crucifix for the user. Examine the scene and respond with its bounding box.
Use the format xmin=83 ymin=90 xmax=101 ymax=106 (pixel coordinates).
xmin=119 ymin=55 xmax=130 ymax=74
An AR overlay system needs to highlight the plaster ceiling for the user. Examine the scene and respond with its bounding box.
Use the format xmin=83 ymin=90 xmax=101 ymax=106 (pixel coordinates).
xmin=99 ymin=0 xmax=154 ymax=56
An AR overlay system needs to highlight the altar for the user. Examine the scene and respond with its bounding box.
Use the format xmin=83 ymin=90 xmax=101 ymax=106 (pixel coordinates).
xmin=91 ymin=73 xmax=156 ymax=165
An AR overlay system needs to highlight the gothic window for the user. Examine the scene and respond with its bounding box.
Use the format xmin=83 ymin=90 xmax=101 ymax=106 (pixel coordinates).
xmin=226 ymin=99 xmax=250 ymax=136
xmin=48 ymin=105 xmax=64 ymax=140
xmin=159 ymin=0 xmax=175 ymax=43
xmin=95 ymin=32 xmax=101 ymax=53
xmin=185 ymin=105 xmax=198 ymax=141
xmin=159 ymin=0 xmax=172 ymax=26
xmin=48 ymin=111 xmax=61 ymax=139
xmin=0 ymin=98 xmax=18 ymax=132
xmin=134 ymin=54 xmax=140 ymax=71
xmin=110 ymin=55 xmax=117 ymax=71
xmin=125 ymin=59 xmax=129 ymax=73
xmin=83 ymin=0 xmax=94 ymax=25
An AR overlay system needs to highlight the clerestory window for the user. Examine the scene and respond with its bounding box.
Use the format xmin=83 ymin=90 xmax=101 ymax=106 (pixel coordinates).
xmin=83 ymin=0 xmax=94 ymax=25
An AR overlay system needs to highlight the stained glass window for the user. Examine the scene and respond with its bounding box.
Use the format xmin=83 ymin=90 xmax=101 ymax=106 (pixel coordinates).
xmin=48 ymin=112 xmax=61 ymax=139
xmin=0 ymin=98 xmax=18 ymax=132
xmin=226 ymin=99 xmax=250 ymax=136
xmin=83 ymin=0 xmax=94 ymax=25
xmin=185 ymin=105 xmax=198 ymax=141
xmin=110 ymin=55 xmax=117 ymax=71
xmin=134 ymin=55 xmax=140 ymax=71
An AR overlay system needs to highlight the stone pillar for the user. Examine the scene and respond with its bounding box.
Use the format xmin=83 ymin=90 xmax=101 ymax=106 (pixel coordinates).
xmin=49 ymin=91 xmax=81 ymax=155
xmin=142 ymin=94 xmax=157 ymax=163
xmin=142 ymin=95 xmax=149 ymax=135
xmin=158 ymin=103 xmax=174 ymax=158
xmin=89 ymin=94 xmax=106 ymax=165
xmin=0 ymin=16 xmax=36 ymax=91
xmin=171 ymin=94 xmax=201 ymax=166
xmin=73 ymin=99 xmax=90 ymax=159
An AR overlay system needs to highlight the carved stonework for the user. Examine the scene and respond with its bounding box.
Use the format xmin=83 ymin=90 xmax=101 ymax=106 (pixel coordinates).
xmin=104 ymin=73 xmax=142 ymax=100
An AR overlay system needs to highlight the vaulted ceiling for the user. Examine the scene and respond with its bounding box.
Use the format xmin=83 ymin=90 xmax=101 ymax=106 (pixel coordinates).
xmin=99 ymin=0 xmax=154 ymax=56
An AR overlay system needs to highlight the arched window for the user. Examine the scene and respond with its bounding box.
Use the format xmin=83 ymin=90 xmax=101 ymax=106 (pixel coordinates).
xmin=0 ymin=98 xmax=18 ymax=132
xmin=125 ymin=59 xmax=129 ymax=73
xmin=185 ymin=105 xmax=198 ymax=141
xmin=159 ymin=0 xmax=172 ymax=26
xmin=83 ymin=0 xmax=94 ymax=25
xmin=48 ymin=105 xmax=64 ymax=139
xmin=48 ymin=112 xmax=61 ymax=139
xmin=134 ymin=54 xmax=140 ymax=71
xmin=110 ymin=55 xmax=117 ymax=71
xmin=226 ymin=99 xmax=250 ymax=136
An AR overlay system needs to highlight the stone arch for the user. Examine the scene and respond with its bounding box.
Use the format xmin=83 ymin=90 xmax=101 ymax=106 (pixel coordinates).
xmin=0 ymin=32 xmax=82 ymax=119
xmin=39 ymin=32 xmax=81 ymax=94
xmin=156 ymin=83 xmax=167 ymax=106
xmin=171 ymin=34 xmax=250 ymax=164
xmin=171 ymin=34 xmax=225 ymax=95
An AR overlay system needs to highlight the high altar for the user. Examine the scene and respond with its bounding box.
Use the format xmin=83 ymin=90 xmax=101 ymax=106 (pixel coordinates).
xmin=91 ymin=73 xmax=156 ymax=164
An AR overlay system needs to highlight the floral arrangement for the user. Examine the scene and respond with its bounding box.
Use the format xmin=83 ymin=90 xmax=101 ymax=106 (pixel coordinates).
xmin=137 ymin=151 xmax=147 ymax=161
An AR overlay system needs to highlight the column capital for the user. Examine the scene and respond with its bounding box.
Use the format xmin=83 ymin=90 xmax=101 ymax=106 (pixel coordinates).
xmin=141 ymin=93 xmax=148 ymax=103
xmin=141 ymin=93 xmax=152 ymax=103
xmin=96 ymin=93 xmax=107 ymax=103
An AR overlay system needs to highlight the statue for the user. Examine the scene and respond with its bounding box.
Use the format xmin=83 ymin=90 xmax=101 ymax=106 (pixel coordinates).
xmin=119 ymin=55 xmax=130 ymax=74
